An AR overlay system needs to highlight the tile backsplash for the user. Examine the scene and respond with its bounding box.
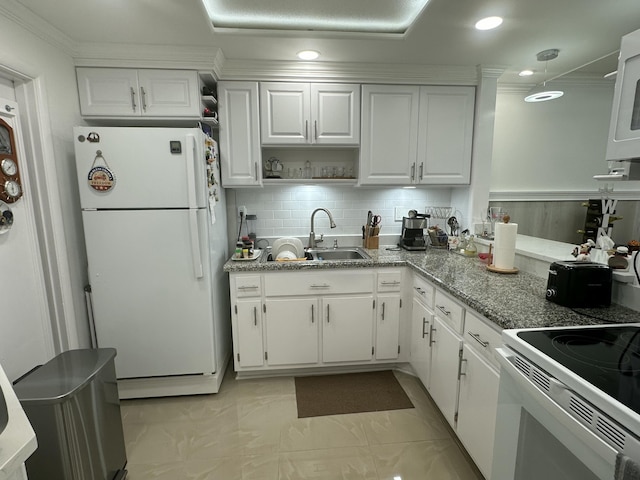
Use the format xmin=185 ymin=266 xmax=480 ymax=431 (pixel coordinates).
xmin=226 ymin=185 xmax=453 ymax=245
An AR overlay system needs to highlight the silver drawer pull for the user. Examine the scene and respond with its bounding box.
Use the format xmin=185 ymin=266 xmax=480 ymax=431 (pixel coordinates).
xmin=381 ymin=280 xmax=401 ymax=285
xmin=238 ymin=285 xmax=259 ymax=290
xmin=429 ymin=324 xmax=436 ymax=346
xmin=253 ymin=306 xmax=257 ymax=326
xmin=436 ymin=305 xmax=450 ymax=316
xmin=381 ymin=302 xmax=385 ymax=320
xmin=310 ymin=283 xmax=330 ymax=288
xmin=311 ymin=304 xmax=314 ymax=323
xmin=468 ymin=331 xmax=489 ymax=348
xmin=414 ymin=286 xmax=425 ymax=294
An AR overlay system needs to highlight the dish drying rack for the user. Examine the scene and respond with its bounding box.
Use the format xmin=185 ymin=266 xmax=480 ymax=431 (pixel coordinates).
xmin=425 ymin=206 xmax=453 ymax=220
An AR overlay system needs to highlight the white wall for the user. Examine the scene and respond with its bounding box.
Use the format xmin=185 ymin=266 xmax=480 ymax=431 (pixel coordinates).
xmin=227 ymin=185 xmax=454 ymax=245
xmin=0 ymin=9 xmax=90 ymax=370
xmin=491 ymin=83 xmax=615 ymax=194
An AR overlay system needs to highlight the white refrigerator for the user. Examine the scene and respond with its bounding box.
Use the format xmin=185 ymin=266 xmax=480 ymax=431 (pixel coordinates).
xmin=73 ymin=126 xmax=230 ymax=398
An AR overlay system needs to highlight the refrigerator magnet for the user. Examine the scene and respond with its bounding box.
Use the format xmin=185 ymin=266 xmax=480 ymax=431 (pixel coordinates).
xmin=87 ymin=150 xmax=115 ymax=192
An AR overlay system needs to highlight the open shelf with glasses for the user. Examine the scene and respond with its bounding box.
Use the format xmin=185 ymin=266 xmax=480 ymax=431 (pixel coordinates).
xmin=261 ymin=147 xmax=359 ymax=184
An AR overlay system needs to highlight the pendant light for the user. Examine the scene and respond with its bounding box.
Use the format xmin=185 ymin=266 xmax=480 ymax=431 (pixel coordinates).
xmin=524 ymin=49 xmax=564 ymax=103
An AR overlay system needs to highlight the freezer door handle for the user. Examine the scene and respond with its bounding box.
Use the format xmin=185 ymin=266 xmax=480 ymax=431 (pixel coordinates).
xmin=185 ymin=134 xmax=199 ymax=209
xmin=189 ymin=209 xmax=204 ymax=278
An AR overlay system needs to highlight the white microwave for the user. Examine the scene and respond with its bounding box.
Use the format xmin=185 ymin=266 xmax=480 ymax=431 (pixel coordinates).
xmin=607 ymin=28 xmax=640 ymax=162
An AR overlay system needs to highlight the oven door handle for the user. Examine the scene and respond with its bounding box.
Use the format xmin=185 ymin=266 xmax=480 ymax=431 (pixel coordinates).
xmin=495 ymin=347 xmax=619 ymax=479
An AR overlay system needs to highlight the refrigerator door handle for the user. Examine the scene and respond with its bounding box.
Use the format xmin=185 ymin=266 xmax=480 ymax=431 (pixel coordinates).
xmin=189 ymin=209 xmax=204 ymax=279
xmin=185 ymin=134 xmax=199 ymax=209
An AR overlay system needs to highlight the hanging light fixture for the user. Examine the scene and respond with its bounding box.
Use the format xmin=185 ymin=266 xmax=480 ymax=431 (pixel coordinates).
xmin=524 ymin=49 xmax=564 ymax=103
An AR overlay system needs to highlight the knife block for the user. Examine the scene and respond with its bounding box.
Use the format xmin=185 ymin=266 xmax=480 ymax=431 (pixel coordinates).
xmin=363 ymin=226 xmax=380 ymax=249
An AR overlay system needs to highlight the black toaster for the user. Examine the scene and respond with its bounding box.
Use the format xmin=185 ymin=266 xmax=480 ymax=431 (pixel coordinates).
xmin=545 ymin=261 xmax=612 ymax=308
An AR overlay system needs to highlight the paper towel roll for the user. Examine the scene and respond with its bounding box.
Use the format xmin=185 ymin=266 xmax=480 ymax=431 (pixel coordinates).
xmin=493 ymin=222 xmax=517 ymax=269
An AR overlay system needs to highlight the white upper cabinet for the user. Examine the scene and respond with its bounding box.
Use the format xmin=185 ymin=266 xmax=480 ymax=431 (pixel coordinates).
xmin=260 ymin=82 xmax=360 ymax=145
xmin=360 ymin=84 xmax=475 ymax=185
xmin=416 ymin=86 xmax=475 ymax=184
xmin=218 ymin=81 xmax=262 ymax=187
xmin=360 ymin=84 xmax=420 ymax=184
xmin=76 ymin=68 xmax=200 ymax=118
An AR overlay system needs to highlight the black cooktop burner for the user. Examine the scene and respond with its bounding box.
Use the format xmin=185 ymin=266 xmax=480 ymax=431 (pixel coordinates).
xmin=518 ymin=326 xmax=640 ymax=415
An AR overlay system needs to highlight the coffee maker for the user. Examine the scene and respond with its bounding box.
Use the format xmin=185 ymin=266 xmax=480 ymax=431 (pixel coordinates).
xmin=400 ymin=213 xmax=429 ymax=250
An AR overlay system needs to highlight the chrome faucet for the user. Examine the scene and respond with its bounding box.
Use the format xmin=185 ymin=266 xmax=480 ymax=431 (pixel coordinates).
xmin=308 ymin=208 xmax=336 ymax=248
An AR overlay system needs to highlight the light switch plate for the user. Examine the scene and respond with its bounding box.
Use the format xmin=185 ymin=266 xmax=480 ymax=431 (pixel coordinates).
xmin=394 ymin=207 xmax=407 ymax=222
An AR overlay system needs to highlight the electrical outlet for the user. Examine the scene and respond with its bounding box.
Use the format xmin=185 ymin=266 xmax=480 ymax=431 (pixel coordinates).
xmin=238 ymin=205 xmax=247 ymax=218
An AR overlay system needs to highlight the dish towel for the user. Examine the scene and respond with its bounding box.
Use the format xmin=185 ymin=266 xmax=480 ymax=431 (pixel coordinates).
xmin=615 ymin=453 xmax=640 ymax=480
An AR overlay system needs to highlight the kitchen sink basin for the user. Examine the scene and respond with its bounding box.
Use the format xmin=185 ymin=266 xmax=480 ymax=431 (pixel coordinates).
xmin=308 ymin=247 xmax=371 ymax=261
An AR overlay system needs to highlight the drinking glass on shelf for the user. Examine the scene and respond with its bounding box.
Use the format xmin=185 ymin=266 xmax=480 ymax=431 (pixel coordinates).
xmin=337 ymin=167 xmax=345 ymax=177
xmin=321 ymin=167 xmax=328 ymax=178
xmin=332 ymin=167 xmax=338 ymax=178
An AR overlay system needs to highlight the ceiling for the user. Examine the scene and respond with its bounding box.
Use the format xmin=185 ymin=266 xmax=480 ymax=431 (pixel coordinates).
xmin=10 ymin=0 xmax=640 ymax=84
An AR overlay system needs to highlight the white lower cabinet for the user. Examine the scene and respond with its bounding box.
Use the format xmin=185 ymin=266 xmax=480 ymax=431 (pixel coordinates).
xmin=428 ymin=315 xmax=463 ymax=427
xmin=375 ymin=294 xmax=401 ymax=360
xmin=410 ymin=296 xmax=433 ymax=387
xmin=233 ymin=299 xmax=264 ymax=368
xmin=457 ymin=342 xmax=500 ymax=479
xmin=322 ymin=295 xmax=375 ymax=363
xmin=264 ymin=297 xmax=318 ymax=366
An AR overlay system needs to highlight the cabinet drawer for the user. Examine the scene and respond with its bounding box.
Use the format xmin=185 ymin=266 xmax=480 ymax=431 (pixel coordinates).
xmin=264 ymin=270 xmax=374 ymax=296
xmin=463 ymin=310 xmax=502 ymax=370
xmin=232 ymin=275 xmax=262 ymax=298
xmin=433 ymin=289 xmax=464 ymax=333
xmin=378 ymin=270 xmax=402 ymax=292
xmin=413 ymin=275 xmax=434 ymax=308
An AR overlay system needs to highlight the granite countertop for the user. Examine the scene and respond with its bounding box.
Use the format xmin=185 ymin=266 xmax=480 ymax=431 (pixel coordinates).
xmin=223 ymin=246 xmax=640 ymax=330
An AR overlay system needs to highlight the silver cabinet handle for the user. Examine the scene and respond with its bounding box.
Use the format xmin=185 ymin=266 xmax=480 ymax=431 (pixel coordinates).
xmin=429 ymin=324 xmax=436 ymax=346
xmin=253 ymin=306 xmax=257 ymax=326
xmin=381 ymin=280 xmax=401 ymax=286
xmin=458 ymin=357 xmax=468 ymax=379
xmin=419 ymin=162 xmax=424 ymax=180
xmin=311 ymin=304 xmax=315 ymax=323
xmin=326 ymin=304 xmax=330 ymax=323
xmin=254 ymin=162 xmax=258 ymax=181
xmin=411 ymin=162 xmax=416 ymax=181
xmin=130 ymin=87 xmax=137 ymax=112
xmin=436 ymin=305 xmax=450 ymax=316
xmin=314 ymin=120 xmax=318 ymax=140
xmin=305 ymin=120 xmax=309 ymax=140
xmin=310 ymin=283 xmax=330 ymax=288
xmin=381 ymin=302 xmax=386 ymax=321
xmin=422 ymin=317 xmax=429 ymax=338
xmin=140 ymin=86 xmax=147 ymax=112
xmin=414 ymin=286 xmax=425 ymax=295
xmin=468 ymin=331 xmax=489 ymax=348
xmin=237 ymin=285 xmax=259 ymax=290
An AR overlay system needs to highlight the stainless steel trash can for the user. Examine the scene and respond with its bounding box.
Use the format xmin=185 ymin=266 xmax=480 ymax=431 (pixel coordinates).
xmin=13 ymin=348 xmax=127 ymax=480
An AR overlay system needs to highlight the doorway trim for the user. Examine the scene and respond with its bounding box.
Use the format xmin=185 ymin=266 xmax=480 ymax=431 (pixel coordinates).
xmin=1 ymin=64 xmax=79 ymax=352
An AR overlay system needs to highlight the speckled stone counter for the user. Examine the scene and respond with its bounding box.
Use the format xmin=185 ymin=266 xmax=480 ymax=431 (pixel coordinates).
xmin=223 ymin=246 xmax=640 ymax=330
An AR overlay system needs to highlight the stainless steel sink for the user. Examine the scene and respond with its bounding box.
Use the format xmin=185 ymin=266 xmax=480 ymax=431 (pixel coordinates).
xmin=308 ymin=247 xmax=371 ymax=261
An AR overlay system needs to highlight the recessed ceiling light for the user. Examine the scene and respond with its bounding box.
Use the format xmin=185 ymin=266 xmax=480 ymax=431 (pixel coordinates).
xmin=475 ymin=16 xmax=503 ymax=31
xmin=519 ymin=70 xmax=534 ymax=77
xmin=297 ymin=50 xmax=320 ymax=60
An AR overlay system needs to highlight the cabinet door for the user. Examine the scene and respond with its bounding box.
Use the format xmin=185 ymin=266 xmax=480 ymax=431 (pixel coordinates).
xmin=264 ymin=297 xmax=319 ymax=366
xmin=322 ymin=295 xmax=374 ymax=363
xmin=429 ymin=316 xmax=462 ymax=427
xmin=76 ymin=67 xmax=140 ymax=116
xmin=416 ymin=86 xmax=475 ymax=185
xmin=260 ymin=83 xmax=311 ymax=144
xmin=457 ymin=343 xmax=500 ymax=479
xmin=233 ymin=299 xmax=264 ymax=368
xmin=375 ymin=293 xmax=401 ymax=360
xmin=360 ymin=85 xmax=419 ymax=185
xmin=312 ymin=84 xmax=360 ymax=145
xmin=218 ymin=81 xmax=262 ymax=186
xmin=137 ymin=69 xmax=199 ymax=117
xmin=410 ymin=297 xmax=433 ymax=388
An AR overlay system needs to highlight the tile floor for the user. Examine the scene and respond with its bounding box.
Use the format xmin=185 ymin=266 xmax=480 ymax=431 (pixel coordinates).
xmin=120 ymin=369 xmax=484 ymax=479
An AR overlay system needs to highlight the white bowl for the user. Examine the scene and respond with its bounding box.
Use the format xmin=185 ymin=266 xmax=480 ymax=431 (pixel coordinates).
xmin=276 ymin=250 xmax=297 ymax=260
